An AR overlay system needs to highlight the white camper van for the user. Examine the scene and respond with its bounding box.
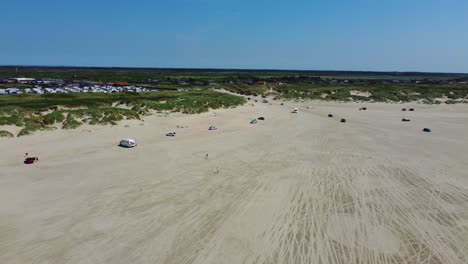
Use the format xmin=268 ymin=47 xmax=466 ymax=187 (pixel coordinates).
xmin=119 ymin=138 xmax=137 ymax=148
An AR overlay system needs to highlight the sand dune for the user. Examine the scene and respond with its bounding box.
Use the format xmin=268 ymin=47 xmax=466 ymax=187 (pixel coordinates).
xmin=1 ymin=101 xmax=468 ymax=264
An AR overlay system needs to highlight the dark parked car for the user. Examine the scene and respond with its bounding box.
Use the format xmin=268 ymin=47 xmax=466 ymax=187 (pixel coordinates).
xmin=24 ymin=157 xmax=39 ymax=164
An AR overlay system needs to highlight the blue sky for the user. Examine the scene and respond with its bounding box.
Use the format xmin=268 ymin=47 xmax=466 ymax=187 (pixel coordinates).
xmin=1 ymin=0 xmax=467 ymax=72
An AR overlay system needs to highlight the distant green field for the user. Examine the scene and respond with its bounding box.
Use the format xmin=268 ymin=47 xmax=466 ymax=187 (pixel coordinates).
xmin=1 ymin=66 xmax=467 ymax=83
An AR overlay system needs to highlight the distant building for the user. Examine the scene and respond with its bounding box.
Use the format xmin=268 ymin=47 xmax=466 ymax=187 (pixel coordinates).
xmin=9 ymin=77 xmax=35 ymax=84
xmin=0 ymin=78 xmax=13 ymax=84
xmin=108 ymin=82 xmax=129 ymax=87
xmin=146 ymin=79 xmax=160 ymax=84
xmin=257 ymin=80 xmax=266 ymax=85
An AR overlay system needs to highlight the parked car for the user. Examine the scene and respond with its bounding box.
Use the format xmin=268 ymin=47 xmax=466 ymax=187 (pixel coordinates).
xmin=24 ymin=157 xmax=39 ymax=164
xmin=119 ymin=138 xmax=137 ymax=147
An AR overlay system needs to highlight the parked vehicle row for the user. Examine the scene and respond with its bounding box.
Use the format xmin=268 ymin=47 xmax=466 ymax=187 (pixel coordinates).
xmin=0 ymin=85 xmax=150 ymax=95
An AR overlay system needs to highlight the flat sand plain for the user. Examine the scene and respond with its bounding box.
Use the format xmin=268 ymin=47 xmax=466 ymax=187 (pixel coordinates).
xmin=1 ymin=100 xmax=468 ymax=264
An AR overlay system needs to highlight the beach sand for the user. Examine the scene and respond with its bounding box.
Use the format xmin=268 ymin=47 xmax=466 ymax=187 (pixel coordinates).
xmin=1 ymin=100 xmax=468 ymax=264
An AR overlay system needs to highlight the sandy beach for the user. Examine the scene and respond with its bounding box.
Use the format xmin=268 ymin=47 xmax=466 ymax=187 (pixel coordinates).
xmin=1 ymin=100 xmax=468 ymax=264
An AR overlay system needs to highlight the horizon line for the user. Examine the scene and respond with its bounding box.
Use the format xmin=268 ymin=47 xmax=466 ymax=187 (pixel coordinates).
xmin=0 ymin=64 xmax=467 ymax=76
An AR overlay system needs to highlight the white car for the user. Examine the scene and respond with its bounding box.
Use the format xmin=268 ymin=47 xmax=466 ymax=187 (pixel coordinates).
xmin=119 ymin=138 xmax=137 ymax=148
xmin=292 ymin=108 xmax=299 ymax=113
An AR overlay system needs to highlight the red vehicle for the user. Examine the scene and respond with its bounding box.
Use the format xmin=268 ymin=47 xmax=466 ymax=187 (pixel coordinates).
xmin=24 ymin=157 xmax=39 ymax=164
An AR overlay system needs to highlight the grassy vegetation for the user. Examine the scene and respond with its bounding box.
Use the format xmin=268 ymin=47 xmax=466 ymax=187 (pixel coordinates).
xmin=221 ymin=83 xmax=468 ymax=103
xmin=0 ymin=130 xmax=14 ymax=138
xmin=0 ymin=91 xmax=244 ymax=109
xmin=2 ymin=66 xmax=467 ymax=104
xmin=222 ymin=83 xmax=270 ymax=96
xmin=62 ymin=113 xmax=82 ymax=129
xmin=0 ymin=91 xmax=245 ymax=136
xmin=18 ymin=120 xmax=42 ymax=137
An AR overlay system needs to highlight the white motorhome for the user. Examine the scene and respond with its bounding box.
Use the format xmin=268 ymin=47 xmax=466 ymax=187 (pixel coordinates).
xmin=7 ymin=88 xmax=19 ymax=94
xmin=119 ymin=138 xmax=137 ymax=148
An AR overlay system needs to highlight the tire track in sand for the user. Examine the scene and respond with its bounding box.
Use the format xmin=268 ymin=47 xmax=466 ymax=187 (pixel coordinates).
xmin=252 ymin=112 xmax=468 ymax=264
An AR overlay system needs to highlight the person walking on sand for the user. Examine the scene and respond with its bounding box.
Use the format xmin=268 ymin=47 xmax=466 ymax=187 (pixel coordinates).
xmin=216 ymin=167 xmax=220 ymax=174
xmin=205 ymin=154 xmax=209 ymax=159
